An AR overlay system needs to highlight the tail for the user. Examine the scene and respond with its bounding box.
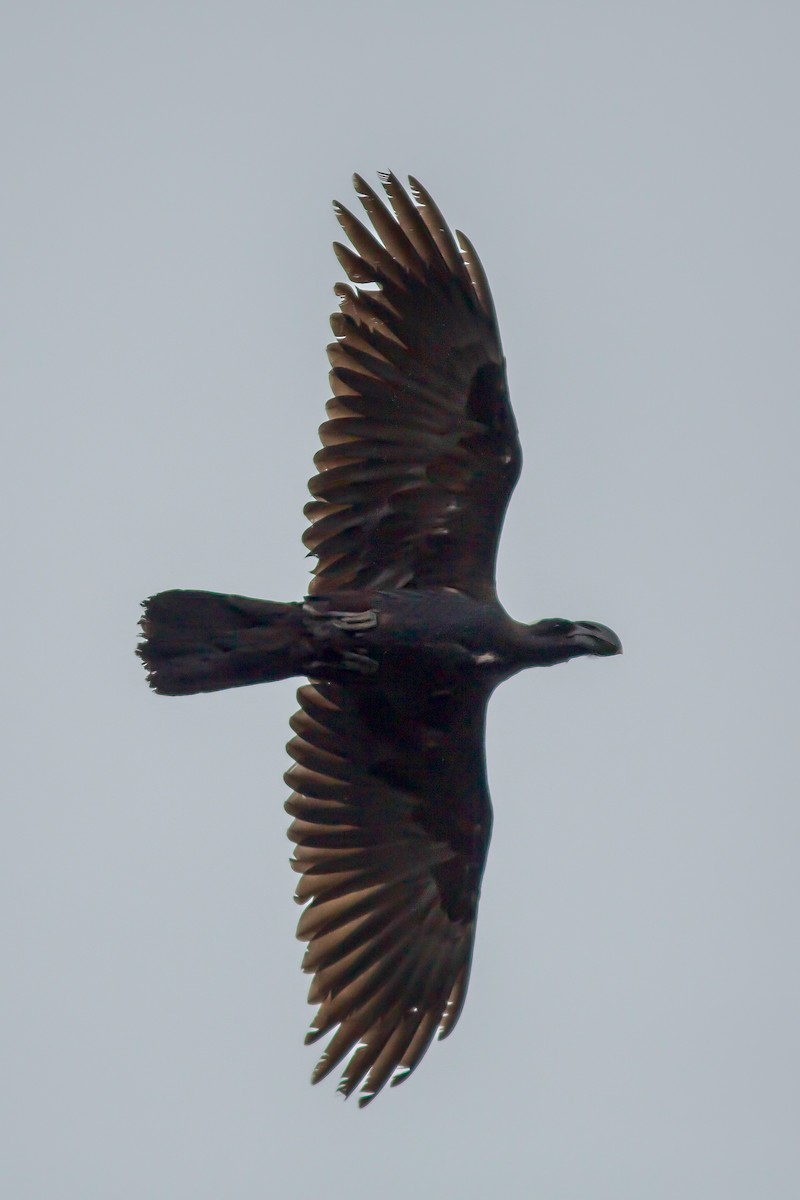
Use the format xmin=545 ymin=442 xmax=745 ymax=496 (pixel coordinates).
xmin=138 ymin=590 xmax=310 ymax=695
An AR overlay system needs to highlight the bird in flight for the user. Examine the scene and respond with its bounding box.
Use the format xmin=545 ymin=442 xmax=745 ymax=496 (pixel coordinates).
xmin=138 ymin=172 xmax=621 ymax=1107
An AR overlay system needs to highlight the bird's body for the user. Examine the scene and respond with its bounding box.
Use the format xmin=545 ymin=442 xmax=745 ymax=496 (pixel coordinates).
xmin=139 ymin=172 xmax=621 ymax=1105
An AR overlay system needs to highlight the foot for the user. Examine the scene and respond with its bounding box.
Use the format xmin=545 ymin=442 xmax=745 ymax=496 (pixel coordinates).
xmin=330 ymin=611 xmax=378 ymax=631
xmin=308 ymin=649 xmax=378 ymax=676
xmin=303 ymin=602 xmax=378 ymax=631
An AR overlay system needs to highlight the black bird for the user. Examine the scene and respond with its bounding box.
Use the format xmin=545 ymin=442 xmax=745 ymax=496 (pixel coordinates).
xmin=138 ymin=172 xmax=621 ymax=1106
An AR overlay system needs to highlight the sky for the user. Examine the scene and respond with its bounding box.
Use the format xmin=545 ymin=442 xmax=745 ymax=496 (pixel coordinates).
xmin=4 ymin=2 xmax=800 ymax=1196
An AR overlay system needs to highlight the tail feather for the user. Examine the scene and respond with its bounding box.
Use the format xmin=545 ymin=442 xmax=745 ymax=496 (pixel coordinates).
xmin=138 ymin=590 xmax=309 ymax=695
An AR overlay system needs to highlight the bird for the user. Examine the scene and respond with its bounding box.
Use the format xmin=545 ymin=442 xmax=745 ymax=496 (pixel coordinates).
xmin=138 ymin=171 xmax=622 ymax=1107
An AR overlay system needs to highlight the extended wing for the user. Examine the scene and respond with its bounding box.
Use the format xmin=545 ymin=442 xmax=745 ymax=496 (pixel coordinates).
xmin=285 ymin=668 xmax=492 ymax=1105
xmin=304 ymin=173 xmax=522 ymax=603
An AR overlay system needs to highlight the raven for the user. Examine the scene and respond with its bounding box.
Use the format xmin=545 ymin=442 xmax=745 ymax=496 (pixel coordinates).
xmin=139 ymin=173 xmax=621 ymax=1106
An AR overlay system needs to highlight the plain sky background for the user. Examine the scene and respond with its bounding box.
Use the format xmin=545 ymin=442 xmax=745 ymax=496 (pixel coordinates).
xmin=4 ymin=2 xmax=799 ymax=1196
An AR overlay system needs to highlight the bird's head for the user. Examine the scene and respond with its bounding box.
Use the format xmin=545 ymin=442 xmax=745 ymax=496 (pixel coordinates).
xmin=521 ymin=618 xmax=623 ymax=666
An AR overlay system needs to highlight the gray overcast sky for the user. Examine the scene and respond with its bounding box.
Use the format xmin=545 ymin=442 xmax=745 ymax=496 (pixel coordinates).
xmin=4 ymin=2 xmax=800 ymax=1196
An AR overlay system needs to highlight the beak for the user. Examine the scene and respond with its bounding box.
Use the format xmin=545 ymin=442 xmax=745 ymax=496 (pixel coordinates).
xmin=572 ymin=621 xmax=623 ymax=656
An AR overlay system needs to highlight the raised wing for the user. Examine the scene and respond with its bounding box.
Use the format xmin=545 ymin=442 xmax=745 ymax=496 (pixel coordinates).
xmin=285 ymin=670 xmax=492 ymax=1106
xmin=304 ymin=173 xmax=522 ymax=603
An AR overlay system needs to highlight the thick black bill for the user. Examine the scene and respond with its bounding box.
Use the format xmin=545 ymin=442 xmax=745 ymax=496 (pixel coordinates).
xmin=572 ymin=621 xmax=623 ymax=656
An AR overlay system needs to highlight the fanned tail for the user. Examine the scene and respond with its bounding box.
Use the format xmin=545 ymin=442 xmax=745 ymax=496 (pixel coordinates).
xmin=138 ymin=590 xmax=308 ymax=695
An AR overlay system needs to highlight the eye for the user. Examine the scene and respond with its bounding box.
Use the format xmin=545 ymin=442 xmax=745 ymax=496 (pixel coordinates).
xmin=543 ymin=619 xmax=572 ymax=634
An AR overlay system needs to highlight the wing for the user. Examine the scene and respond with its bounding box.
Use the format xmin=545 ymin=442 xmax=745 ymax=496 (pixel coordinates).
xmin=285 ymin=672 xmax=492 ymax=1106
xmin=304 ymin=172 xmax=522 ymax=603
